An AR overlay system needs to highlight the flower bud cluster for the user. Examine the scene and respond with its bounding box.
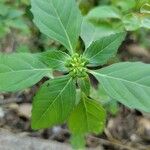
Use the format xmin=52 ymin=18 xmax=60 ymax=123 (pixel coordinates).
xmin=66 ymin=53 xmax=88 ymax=78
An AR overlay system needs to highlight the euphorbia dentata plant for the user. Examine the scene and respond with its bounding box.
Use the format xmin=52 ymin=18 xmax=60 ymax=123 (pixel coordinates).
xmin=0 ymin=0 xmax=150 ymax=148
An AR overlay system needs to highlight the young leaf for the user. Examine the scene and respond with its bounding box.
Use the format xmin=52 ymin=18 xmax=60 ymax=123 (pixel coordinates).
xmin=122 ymin=13 xmax=141 ymax=31
xmin=87 ymin=5 xmax=121 ymax=20
xmin=78 ymin=77 xmax=90 ymax=95
xmin=83 ymin=32 xmax=126 ymax=66
xmin=68 ymin=94 xmax=106 ymax=134
xmin=39 ymin=50 xmax=71 ymax=72
xmin=141 ymin=16 xmax=150 ymax=29
xmin=81 ymin=19 xmax=120 ymax=49
xmin=90 ymin=62 xmax=150 ymax=112
xmin=0 ymin=53 xmax=51 ymax=92
xmin=31 ymin=0 xmax=82 ymax=54
xmin=32 ymin=75 xmax=76 ymax=129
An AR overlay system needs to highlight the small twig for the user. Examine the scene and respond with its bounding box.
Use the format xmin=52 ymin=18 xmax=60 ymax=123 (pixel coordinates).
xmin=88 ymin=135 xmax=138 ymax=150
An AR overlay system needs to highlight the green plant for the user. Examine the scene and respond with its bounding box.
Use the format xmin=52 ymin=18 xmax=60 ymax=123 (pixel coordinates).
xmin=0 ymin=1 xmax=30 ymax=38
xmin=0 ymin=0 xmax=150 ymax=149
xmin=82 ymin=0 xmax=150 ymax=37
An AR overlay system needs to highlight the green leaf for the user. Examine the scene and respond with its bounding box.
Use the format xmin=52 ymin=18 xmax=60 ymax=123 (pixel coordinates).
xmin=122 ymin=13 xmax=141 ymax=31
xmin=78 ymin=76 xmax=90 ymax=95
xmin=112 ymin=0 xmax=136 ymax=11
xmin=0 ymin=53 xmax=51 ymax=92
xmin=83 ymin=32 xmax=126 ymax=66
xmin=136 ymin=0 xmax=150 ymax=10
xmin=0 ymin=3 xmax=9 ymax=16
xmin=32 ymin=75 xmax=76 ymax=129
xmin=16 ymin=45 xmax=30 ymax=53
xmin=90 ymin=62 xmax=150 ymax=112
xmin=81 ymin=19 xmax=121 ymax=49
xmin=140 ymin=3 xmax=150 ymax=14
xmin=6 ymin=19 xmax=29 ymax=32
xmin=87 ymin=5 xmax=121 ymax=20
xmin=0 ymin=4 xmax=24 ymax=18
xmin=7 ymin=9 xmax=24 ymax=19
xmin=68 ymin=94 xmax=106 ymax=134
xmin=0 ymin=23 xmax=8 ymax=38
xmin=141 ymin=16 xmax=150 ymax=28
xmin=39 ymin=50 xmax=71 ymax=72
xmin=31 ymin=0 xmax=82 ymax=54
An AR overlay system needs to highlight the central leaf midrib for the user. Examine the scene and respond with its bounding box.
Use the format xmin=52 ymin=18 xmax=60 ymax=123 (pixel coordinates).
xmin=85 ymin=35 xmax=120 ymax=60
xmin=92 ymin=70 xmax=149 ymax=89
xmin=50 ymin=1 xmax=73 ymax=53
xmin=82 ymin=98 xmax=90 ymax=132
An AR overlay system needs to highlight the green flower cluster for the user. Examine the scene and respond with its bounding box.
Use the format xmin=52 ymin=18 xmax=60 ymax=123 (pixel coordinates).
xmin=66 ymin=53 xmax=88 ymax=78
